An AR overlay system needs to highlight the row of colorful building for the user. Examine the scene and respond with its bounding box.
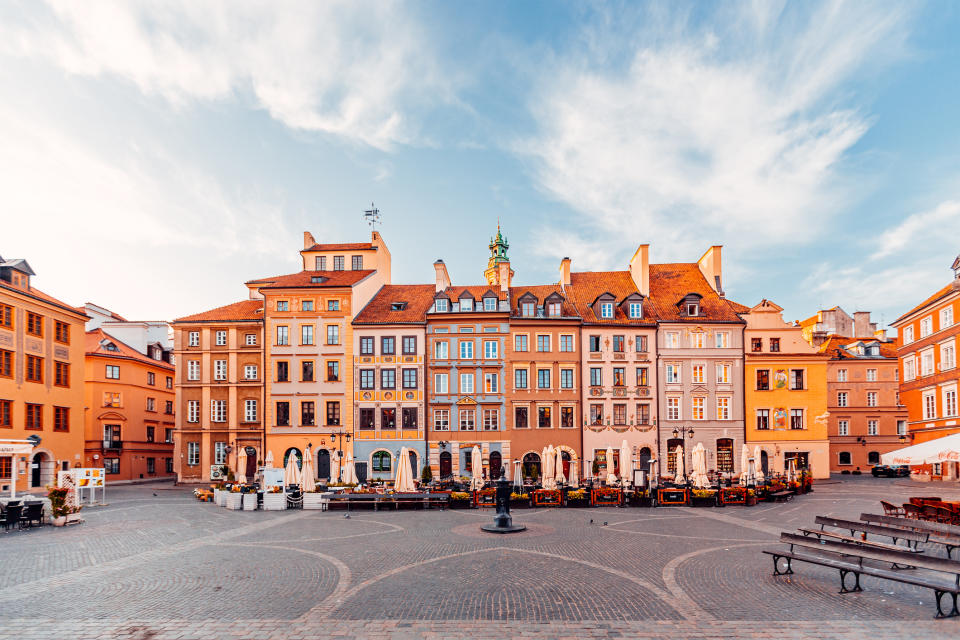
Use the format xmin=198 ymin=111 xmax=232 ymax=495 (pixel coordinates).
xmin=3 ymin=232 xmax=958 ymax=492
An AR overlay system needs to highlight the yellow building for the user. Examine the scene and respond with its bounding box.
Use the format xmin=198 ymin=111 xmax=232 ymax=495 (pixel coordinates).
xmin=1 ymin=256 xmax=88 ymax=494
xmin=743 ymin=300 xmax=830 ymax=478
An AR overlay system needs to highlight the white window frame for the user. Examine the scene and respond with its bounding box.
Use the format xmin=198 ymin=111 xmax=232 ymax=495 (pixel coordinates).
xmin=460 ymin=373 xmax=474 ymax=394
xmin=691 ymin=397 xmax=705 ymax=421
xmin=940 ymin=341 xmax=956 ymax=371
xmin=866 ymin=368 xmax=877 ymax=382
xmin=245 ymin=333 xmax=257 ymax=346
xmin=459 ymin=341 xmax=474 ymax=359
xmin=923 ymin=390 xmax=936 ymax=420
xmin=326 ymin=325 xmax=339 ymax=345
xmin=482 ymin=409 xmax=498 ymax=431
xmin=716 ymin=363 xmax=730 ymax=384
xmin=838 ymin=420 xmax=849 ymax=436
xmin=485 ymin=373 xmax=498 ymax=394
xmin=434 ymin=373 xmax=448 ymax=394
xmin=215 ymin=330 xmax=227 ymax=346
xmin=714 ymin=331 xmax=729 ymax=348
xmin=244 ymin=399 xmax=258 ymax=422
xmin=188 ymin=331 xmax=200 ymax=347
xmin=187 ymin=360 xmax=200 ymax=381
xmin=433 ymin=409 xmax=450 ymax=431
xmin=691 ymin=364 xmax=705 ymax=384
xmin=210 ymin=400 xmax=226 ymax=423
xmin=691 ymin=332 xmax=705 ymax=348
xmin=837 ymin=368 xmax=847 ymax=382
xmin=666 ymin=363 xmax=681 ymax=384
xmin=628 ymin=302 xmax=642 ymax=318
xmin=560 ymin=368 xmax=574 ymax=389
xmin=920 ymin=316 xmax=933 ymax=338
xmin=903 ymin=357 xmax=915 ymax=381
xmin=244 ymin=365 xmax=258 ymax=380
xmin=459 ymin=409 xmax=475 ymax=431
xmin=484 ymin=340 xmax=498 ymax=359
xmin=434 ymin=298 xmax=448 ymax=312
xmin=276 ymin=326 xmax=288 ymax=346
xmin=214 ymin=360 xmax=227 ymax=381
xmin=903 ymin=326 xmax=914 ymax=344
xmin=667 ymin=397 xmax=681 ymax=421
xmin=301 ymin=325 xmax=314 ymax=346
xmin=717 ymin=396 xmax=730 ymax=420
xmin=460 ymin=298 xmax=473 ymax=312
xmin=941 ymin=306 xmax=954 ymax=329
xmin=665 ymin=332 xmax=680 ymax=348
xmin=434 ymin=341 xmax=448 ymax=359
xmin=187 ymin=400 xmax=200 ymax=423
xmin=484 ymin=297 xmax=497 ymax=312
xmin=897 ymin=420 xmax=907 ymax=435
xmin=920 ymin=348 xmax=934 ymax=376
xmin=600 ymin=302 xmax=614 ymax=319
xmin=944 ymin=385 xmax=958 ymax=418
xmin=867 ymin=419 xmax=878 ymax=436
xmin=187 ymin=442 xmax=200 ymax=466
xmin=837 ymin=392 xmax=848 ymax=408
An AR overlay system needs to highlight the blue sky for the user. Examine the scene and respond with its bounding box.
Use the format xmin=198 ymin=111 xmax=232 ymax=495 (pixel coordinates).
xmin=2 ymin=1 xmax=959 ymax=328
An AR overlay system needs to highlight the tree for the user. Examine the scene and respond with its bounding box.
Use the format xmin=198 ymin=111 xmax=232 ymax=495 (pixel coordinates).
xmin=421 ymin=464 xmax=433 ymax=484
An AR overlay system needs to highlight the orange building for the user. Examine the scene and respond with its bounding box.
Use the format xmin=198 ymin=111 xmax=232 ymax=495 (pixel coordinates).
xmin=1 ymin=255 xmax=87 ymax=494
xmin=891 ymin=257 xmax=960 ymax=480
xmin=83 ymin=328 xmax=176 ymax=482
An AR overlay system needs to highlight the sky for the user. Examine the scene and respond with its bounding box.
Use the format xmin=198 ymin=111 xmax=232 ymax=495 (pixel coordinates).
xmin=2 ymin=0 xmax=959 ymax=329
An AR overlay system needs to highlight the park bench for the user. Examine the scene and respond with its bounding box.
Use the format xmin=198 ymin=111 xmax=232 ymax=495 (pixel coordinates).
xmin=763 ymin=531 xmax=960 ymax=618
xmin=769 ymin=490 xmax=792 ymax=503
xmin=376 ymin=493 xmax=450 ymax=510
xmin=860 ymin=513 xmax=960 ymax=558
xmin=810 ymin=515 xmax=928 ymax=549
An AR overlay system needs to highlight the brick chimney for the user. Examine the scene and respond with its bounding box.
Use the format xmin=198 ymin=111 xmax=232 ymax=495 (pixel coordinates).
xmin=629 ymin=245 xmax=650 ymax=296
xmin=559 ymin=257 xmax=572 ymax=290
xmin=697 ymin=246 xmax=723 ymax=295
xmin=434 ymin=259 xmax=451 ymax=293
xmin=853 ymin=311 xmax=875 ymax=338
xmin=874 ymin=328 xmax=887 ymax=342
xmin=303 ymin=231 xmax=316 ymax=250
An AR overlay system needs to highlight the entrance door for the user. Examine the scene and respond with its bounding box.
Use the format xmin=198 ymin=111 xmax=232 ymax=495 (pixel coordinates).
xmin=636 ymin=447 xmax=651 ymax=476
xmin=439 ymin=451 xmax=452 ymax=479
xmin=317 ymin=449 xmax=331 ymax=480
xmin=355 ymin=462 xmax=368 ymax=484
xmin=760 ymin=450 xmax=769 ymax=474
xmin=408 ymin=450 xmax=418 ymax=479
xmin=489 ymin=451 xmax=502 ymax=480
xmin=561 ymin=451 xmax=571 ymax=477
xmin=245 ymin=450 xmax=257 ymax=480
xmin=31 ymin=453 xmax=43 ymax=487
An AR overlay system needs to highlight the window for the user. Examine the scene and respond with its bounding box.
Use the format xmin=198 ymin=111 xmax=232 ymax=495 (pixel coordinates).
xmin=359 ymin=408 xmax=375 ymax=430
xmin=770 ymin=338 xmax=780 ymax=352
xmin=186 ymin=331 xmax=199 ymax=347
xmin=790 ymin=409 xmax=804 ymax=430
xmin=561 ymin=369 xmax=574 ymax=389
xmin=276 ymin=300 xmax=289 ymax=312
xmin=372 ymin=451 xmax=392 ymax=473
xmin=692 ymin=397 xmax=705 ymax=420
xmin=276 ymin=361 xmax=289 ymax=382
xmin=244 ymin=400 xmax=258 ymax=422
xmin=459 ymin=409 xmax=476 ymax=430
xmin=483 ymin=409 xmax=499 ymax=430
xmin=485 ymin=340 xmax=499 ymax=359
xmin=864 ymin=368 xmax=877 ymax=382
xmin=667 ymin=397 xmax=680 ymax=420
xmin=691 ymin=332 xmax=705 ymax=349
xmin=590 ymin=404 xmax=603 ymax=425
xmin=276 ymin=326 xmax=288 ymax=345
xmin=942 ymin=342 xmax=956 ymax=370
xmin=537 ymin=335 xmax=551 ymax=352
xmin=402 ymin=336 xmax=417 ymax=355
xmin=402 ymin=368 xmax=417 ymax=389
xmin=867 ymin=451 xmax=880 ymax=465
xmin=103 ymin=364 xmax=119 ymax=380
xmin=636 ymin=404 xmax=650 ymax=424
xmin=327 ymin=401 xmax=341 ymax=426
xmin=54 ymin=361 xmax=69 ymax=387
xmin=485 ymin=297 xmax=497 ymax=312
xmin=519 ymin=301 xmax=535 ymax=317
xmin=104 ymin=392 xmax=121 ymax=408
xmin=146 ymin=397 xmax=156 ymax=412
xmin=0 ymin=303 xmax=11 ymax=329
xmin=837 ymin=392 xmax=848 ymax=408
xmin=837 ymin=368 xmax=847 ymax=382
xmin=715 ymin=364 xmax=730 ymax=384
xmin=945 ymin=387 xmax=958 ymax=417
xmin=460 ymin=298 xmax=473 ymax=312
xmin=692 ymin=364 xmax=704 ymax=384
xmin=244 ymin=365 xmax=258 ymax=380
xmin=460 ymin=373 xmax=474 ymax=394
xmin=920 ymin=316 xmax=933 ymax=338
xmin=514 ymin=369 xmax=528 ymax=389
xmin=635 ymin=367 xmax=648 ymax=386
xmin=54 ymin=320 xmax=69 ymax=344
xmin=276 ymin=402 xmax=290 ymax=426
xmin=485 ymin=372 xmax=499 ymax=393
xmin=613 ymin=404 xmax=626 ymax=425
xmin=548 ymin=302 xmax=561 ymax=316
xmin=332 ymin=256 xmax=344 ymax=271
xmin=381 ymin=408 xmax=397 ymax=429
xmin=434 ymin=373 xmax=448 ymax=394
xmin=53 ymin=406 xmax=69 ymax=432
xmin=941 ymin=306 xmax=954 ymax=328
xmin=162 ymin=428 xmax=173 ymax=443
xmin=790 ymin=369 xmax=804 ymax=390
xmin=903 ymin=357 xmax=915 ymax=381
xmin=612 ymin=335 xmax=624 ymax=352
xmin=717 ymin=397 xmax=730 ymax=420
xmin=301 ymin=361 xmax=314 ymax=382
xmin=590 ymin=368 xmax=602 ymax=386
xmin=350 ymin=255 xmax=363 ymax=270
xmin=214 ymin=360 xmax=227 ymax=380
xmin=613 ymin=367 xmax=625 ymax=386
xmin=636 ymin=335 xmax=648 ymax=352
xmin=666 ymin=363 xmax=681 ymax=384
xmin=686 ymin=302 xmax=699 ymax=316
xmin=328 ymin=299 xmax=340 ymax=311
xmin=326 ymin=325 xmax=339 ymax=345
xmin=298 ymin=299 xmax=313 ymax=312
xmin=314 ymin=256 xmax=327 ymax=270
xmin=23 ymin=355 xmax=44 ymax=383
xmin=434 ymin=298 xmax=448 ymax=312
xmin=532 ymin=406 xmax=550 ymax=428
xmin=756 ymin=409 xmax=770 ymax=430
xmin=751 ymin=338 xmax=762 ymax=352
xmin=514 ymin=335 xmax=528 ymax=352
xmin=897 ymin=420 xmax=907 ymax=435
xmin=0 ymin=399 xmax=10 ymax=428
xmin=434 ymin=340 xmax=448 ymax=359
xmin=558 ymin=334 xmax=574 ymax=352
xmin=187 ymin=401 xmax=199 ymax=423
xmin=921 ymin=349 xmax=935 ymax=376
xmin=600 ymin=302 xmax=613 ymax=318
xmin=26 ymin=312 xmax=43 ymax=337
xmin=756 ymin=369 xmax=769 ymax=391
xmin=381 ymin=368 xmax=396 ymax=389
xmin=866 ymin=392 xmax=877 ymax=407
xmin=714 ymin=332 xmax=729 ymax=348
xmin=589 ymin=335 xmax=602 ymax=352
xmin=301 ymin=401 xmax=315 ymax=426
xmin=359 ymin=369 xmax=375 ymax=390
xmin=402 ymin=408 xmax=418 ymax=429
xmin=211 ymin=441 xmax=228 ymax=465
xmin=215 ymin=330 xmax=227 ymax=346
xmin=322 ymin=359 xmax=338 ymax=382
xmin=165 ymin=401 xmax=173 ymax=414
xmin=629 ymin=302 xmax=642 ymax=318
xmin=301 ymin=325 xmax=314 ymax=345
xmin=0 ymin=349 xmax=10 ymax=378
xmin=515 ymin=407 xmax=528 ymax=428
xmin=838 ymin=420 xmax=849 ymax=436
xmin=382 ymin=336 xmax=396 ymax=355
xmin=867 ymin=419 xmax=878 ymax=436
xmin=838 ymin=451 xmax=851 ymax=466
xmin=146 ymin=371 xmax=156 ymax=386
xmin=210 ymin=400 xmax=226 ymax=422
xmin=434 ymin=409 xmax=450 ymax=430
xmin=182 ymin=441 xmax=200 ymax=467
xmin=903 ymin=326 xmax=914 ymax=343
xmin=537 ymin=369 xmax=551 ymax=389
xmin=25 ymin=403 xmax=42 ymax=430
xmin=460 ymin=341 xmax=474 ymax=359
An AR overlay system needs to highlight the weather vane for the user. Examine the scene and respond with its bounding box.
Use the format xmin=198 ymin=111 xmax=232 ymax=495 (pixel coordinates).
xmin=363 ymin=202 xmax=381 ymax=230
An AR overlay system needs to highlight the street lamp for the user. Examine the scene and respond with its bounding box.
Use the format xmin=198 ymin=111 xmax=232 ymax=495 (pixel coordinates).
xmin=321 ymin=430 xmax=351 ymax=482
xmin=671 ymin=426 xmax=695 ymax=485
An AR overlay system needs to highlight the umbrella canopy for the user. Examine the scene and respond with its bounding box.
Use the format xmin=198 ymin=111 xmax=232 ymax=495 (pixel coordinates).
xmin=512 ymin=460 xmax=524 ymax=491
xmin=236 ymin=448 xmax=248 ymax=484
xmin=689 ymin=443 xmax=708 ymax=488
xmin=753 ymin=445 xmax=765 ymax=483
xmin=567 ymin=457 xmax=579 ymax=488
xmin=394 ymin=446 xmax=417 ymax=492
xmin=301 ymin=445 xmax=315 ymax=492
xmin=785 ymin=458 xmax=795 ymax=483
xmin=674 ymin=444 xmax=684 ymax=482
xmin=555 ymin=446 xmax=566 ymax=485
xmin=605 ymin=446 xmax=618 ymax=485
xmin=331 ymin=451 xmax=341 ymax=482
xmin=881 ymin=433 xmax=960 ymax=466
xmin=470 ymin=446 xmax=484 ymax=491
xmin=620 ymin=440 xmax=632 ymax=487
xmin=265 ymin=450 xmax=274 ymax=468
xmin=283 ymin=450 xmax=301 ymax=488
xmin=738 ymin=444 xmax=750 ymax=486
xmin=543 ymin=445 xmax=556 ymax=490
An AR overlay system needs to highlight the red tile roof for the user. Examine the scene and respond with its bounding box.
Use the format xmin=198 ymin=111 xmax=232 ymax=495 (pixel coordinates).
xmin=85 ymin=328 xmax=174 ymax=369
xmin=725 ymin=299 xmax=751 ymax=314
xmin=648 ymin=263 xmax=743 ymax=323
xmin=302 ymin=242 xmax=374 ymax=252
xmin=353 ymin=285 xmax=437 ymax=324
xmin=438 ymin=286 xmax=510 ymax=302
xmin=509 ymin=284 xmax=579 ymax=318
xmin=174 ymin=299 xmax=264 ymax=323
xmin=818 ymin=335 xmax=897 ymax=359
xmin=567 ymin=271 xmax=653 ymax=325
xmin=246 ymin=270 xmax=375 ymax=289
xmin=892 ymin=280 xmax=960 ymax=325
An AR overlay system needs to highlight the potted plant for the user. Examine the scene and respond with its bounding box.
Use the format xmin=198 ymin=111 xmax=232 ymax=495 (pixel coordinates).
xmin=450 ymin=491 xmax=472 ymax=508
xmin=421 ymin=465 xmax=433 ymax=485
xmin=691 ymin=489 xmax=717 ymax=507
xmin=745 ymin=488 xmax=757 ymax=506
xmin=509 ymin=491 xmax=531 ymax=508
xmin=48 ymin=486 xmax=72 ymax=526
xmin=565 ymin=488 xmax=588 ymax=507
xmin=592 ymin=459 xmax=601 ymax=479
xmin=262 ymin=485 xmax=287 ymax=510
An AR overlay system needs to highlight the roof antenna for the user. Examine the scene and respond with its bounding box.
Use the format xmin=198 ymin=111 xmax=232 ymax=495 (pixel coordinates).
xmin=363 ymin=203 xmax=381 ymax=230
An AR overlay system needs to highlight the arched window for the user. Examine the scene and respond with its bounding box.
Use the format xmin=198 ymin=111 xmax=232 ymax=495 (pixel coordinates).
xmin=636 ymin=447 xmax=652 ymax=473
xmin=838 ymin=451 xmax=852 ymax=466
xmin=760 ymin=450 xmax=769 ymax=474
xmin=283 ymin=448 xmax=302 ymax=470
xmin=372 ymin=450 xmax=392 ymax=473
xmin=408 ymin=450 xmax=418 ymax=478
xmin=489 ymin=451 xmax=502 ymax=479
xmin=666 ymin=438 xmax=683 ymax=474
xmin=523 ymin=452 xmax=541 ymax=479
xmin=867 ymin=451 xmax=880 ymax=465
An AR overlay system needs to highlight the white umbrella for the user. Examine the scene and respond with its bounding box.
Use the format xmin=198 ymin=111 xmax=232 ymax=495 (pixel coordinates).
xmin=695 ymin=443 xmax=711 ymax=489
xmin=236 ymin=447 xmax=248 ymax=484
xmin=882 ymin=433 xmax=960 ymax=466
xmin=471 ymin=446 xmax=483 ymax=491
xmin=341 ymin=454 xmax=358 ymax=485
xmin=620 ymin=440 xmax=632 ymax=487
xmin=283 ymin=450 xmax=301 ymax=488
xmin=394 ymin=446 xmax=415 ymax=492
xmin=540 ymin=446 xmax=549 ymax=485
xmin=786 ymin=458 xmax=796 ymax=483
xmin=605 ymin=446 xmax=617 ymax=486
xmin=265 ymin=450 xmax=274 ymax=468
xmin=753 ymin=445 xmax=765 ymax=483
xmin=331 ymin=451 xmax=341 ymax=482
xmin=738 ymin=444 xmax=750 ymax=486
xmin=674 ymin=444 xmax=684 ymax=482
xmin=554 ymin=446 xmax=566 ymax=486
xmin=567 ymin=457 xmax=579 ymax=488
xmin=300 ymin=445 xmax=315 ymax=492
xmin=543 ymin=445 xmax=556 ymax=490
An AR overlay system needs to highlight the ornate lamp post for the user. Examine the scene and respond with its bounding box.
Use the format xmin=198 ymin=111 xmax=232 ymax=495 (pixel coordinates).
xmin=671 ymin=426 xmax=694 ymax=485
xmin=320 ymin=430 xmax=351 ymax=482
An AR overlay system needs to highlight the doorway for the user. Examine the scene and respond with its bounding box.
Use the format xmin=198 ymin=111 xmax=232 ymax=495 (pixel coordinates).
xmin=636 ymin=447 xmax=652 ymax=475
xmin=245 ymin=448 xmax=257 ymax=480
xmin=439 ymin=451 xmax=452 ymax=479
xmin=317 ymin=449 xmax=331 ymax=480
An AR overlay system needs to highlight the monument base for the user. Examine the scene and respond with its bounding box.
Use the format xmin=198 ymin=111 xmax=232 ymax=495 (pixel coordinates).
xmin=481 ymin=523 xmax=527 ymax=534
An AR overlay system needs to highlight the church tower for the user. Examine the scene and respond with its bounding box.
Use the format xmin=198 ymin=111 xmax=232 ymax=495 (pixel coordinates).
xmin=484 ymin=224 xmax=514 ymax=293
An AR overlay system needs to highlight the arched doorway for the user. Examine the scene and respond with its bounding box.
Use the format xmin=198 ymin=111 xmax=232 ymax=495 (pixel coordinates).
xmin=637 ymin=447 xmax=652 ymax=474
xmin=317 ymin=449 xmax=331 ymax=480
xmin=489 ymin=451 xmax=502 ymax=479
xmin=31 ymin=452 xmax=51 ymax=488
xmin=439 ymin=451 xmax=452 ymax=479
xmin=283 ymin=448 xmax=302 ymax=470
xmin=244 ymin=447 xmax=258 ymax=480
xmin=666 ymin=438 xmax=683 ymax=475
xmin=760 ymin=450 xmax=769 ymax=474
xmin=523 ymin=452 xmax=541 ymax=480
xmin=560 ymin=451 xmax=572 ymax=477
xmin=408 ymin=450 xmax=417 ymax=479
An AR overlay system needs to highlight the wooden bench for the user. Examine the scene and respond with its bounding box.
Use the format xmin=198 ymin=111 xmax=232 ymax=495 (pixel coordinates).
xmin=769 ymin=490 xmax=793 ymax=503
xmin=861 ymin=513 xmax=960 ymax=558
xmin=764 ymin=531 xmax=960 ymax=618
xmin=799 ymin=528 xmax=923 ymax=556
xmin=381 ymin=493 xmax=450 ymax=510
xmin=813 ymin=515 xmax=928 ymax=550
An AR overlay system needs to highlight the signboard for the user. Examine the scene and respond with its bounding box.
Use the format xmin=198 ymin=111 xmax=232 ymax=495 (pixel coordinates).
xmin=0 ymin=442 xmax=34 ymax=455
xmin=76 ymin=468 xmax=105 ymax=488
xmin=262 ymin=468 xmax=284 ymax=490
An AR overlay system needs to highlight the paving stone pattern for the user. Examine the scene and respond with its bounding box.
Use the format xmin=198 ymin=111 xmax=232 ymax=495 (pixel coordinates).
xmin=1 ymin=476 xmax=958 ymax=638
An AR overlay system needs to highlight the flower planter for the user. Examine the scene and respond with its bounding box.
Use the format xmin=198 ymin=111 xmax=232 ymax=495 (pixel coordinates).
xmin=449 ymin=499 xmax=473 ymax=509
xmin=745 ymin=495 xmax=758 ymax=506
xmin=657 ymin=488 xmax=689 ymax=506
xmin=242 ymin=493 xmax=258 ymax=510
xmin=510 ymin=497 xmax=531 ymax=509
xmin=52 ymin=516 xmax=66 ymax=527
xmin=217 ymin=490 xmax=228 ymax=507
xmin=474 ymin=490 xmax=497 ymax=508
xmin=591 ymin=488 xmax=623 ymax=507
xmin=533 ymin=489 xmax=562 ymax=508
xmin=302 ymin=493 xmax=326 ymax=510
xmin=262 ymin=493 xmax=288 ymax=511
xmin=226 ymin=493 xmax=243 ymax=510
xmin=632 ymin=496 xmax=654 ymax=508
xmin=691 ymin=496 xmax=716 ymax=508
xmin=721 ymin=488 xmax=747 ymax=505
xmin=65 ymin=512 xmax=83 ymax=525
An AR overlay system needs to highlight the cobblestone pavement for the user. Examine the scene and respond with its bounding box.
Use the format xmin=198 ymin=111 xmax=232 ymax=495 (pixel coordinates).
xmin=2 ymin=476 xmax=959 ymax=638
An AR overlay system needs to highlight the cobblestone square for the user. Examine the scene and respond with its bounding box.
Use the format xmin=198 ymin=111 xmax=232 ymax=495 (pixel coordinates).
xmin=2 ymin=476 xmax=959 ymax=639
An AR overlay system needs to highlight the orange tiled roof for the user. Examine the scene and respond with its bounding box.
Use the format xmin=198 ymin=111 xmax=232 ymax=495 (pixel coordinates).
xmin=438 ymin=285 xmax=510 ymax=302
xmin=509 ymin=284 xmax=579 ymax=318
xmin=85 ymin=328 xmax=174 ymax=370
xmin=892 ymin=280 xmax=960 ymax=325
xmin=303 ymin=242 xmax=374 ymax=252
xmin=0 ymin=281 xmax=88 ymax=319
xmin=818 ymin=335 xmax=897 ymax=359
xmin=648 ymin=263 xmax=743 ymax=323
xmin=567 ymin=271 xmax=654 ymax=325
xmin=725 ymin=299 xmax=751 ymax=314
xmin=353 ymin=285 xmax=436 ymax=324
xmin=174 ymin=299 xmax=263 ymax=323
xmin=246 ymin=270 xmax=375 ymax=289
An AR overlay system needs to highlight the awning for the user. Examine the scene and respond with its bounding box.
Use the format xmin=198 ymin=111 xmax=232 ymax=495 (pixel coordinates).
xmin=880 ymin=433 xmax=960 ymax=466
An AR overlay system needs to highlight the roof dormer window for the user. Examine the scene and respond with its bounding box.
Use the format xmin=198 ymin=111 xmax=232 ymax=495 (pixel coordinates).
xmin=686 ymin=303 xmax=699 ymax=316
xmin=600 ymin=302 xmax=614 ymax=319
xmin=435 ymin=298 xmax=448 ymax=312
xmin=483 ymin=297 xmax=497 ymax=312
xmin=521 ymin=302 xmax=535 ymax=317
xmin=391 ymin=302 xmax=407 ymax=311
xmin=629 ymin=302 xmax=642 ymax=319
xmin=548 ymin=302 xmax=561 ymax=317
xmin=460 ymin=298 xmax=473 ymax=312
xmin=310 ymin=276 xmax=327 ymax=284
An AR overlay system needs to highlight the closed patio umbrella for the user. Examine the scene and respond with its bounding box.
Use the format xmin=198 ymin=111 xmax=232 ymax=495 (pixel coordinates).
xmin=739 ymin=444 xmax=750 ymax=486
xmin=342 ymin=454 xmax=358 ymax=485
xmin=674 ymin=444 xmax=684 ymax=483
xmin=394 ymin=446 xmax=415 ymax=492
xmin=265 ymin=450 xmax=274 ymax=468
xmin=283 ymin=450 xmax=301 ymax=488
xmin=605 ymin=445 xmax=617 ymax=486
xmin=301 ymin=445 xmax=315 ymax=492
xmin=471 ymin=446 xmax=483 ymax=491
xmin=620 ymin=440 xmax=632 ymax=487
xmin=236 ymin=447 xmax=248 ymax=484
xmin=695 ymin=443 xmax=710 ymax=488
xmin=567 ymin=457 xmax=579 ymax=488
xmin=555 ymin=446 xmax=566 ymax=486
xmin=753 ymin=445 xmax=765 ymax=483
xmin=543 ymin=445 xmax=555 ymax=490
xmin=540 ymin=446 xmax=549 ymax=485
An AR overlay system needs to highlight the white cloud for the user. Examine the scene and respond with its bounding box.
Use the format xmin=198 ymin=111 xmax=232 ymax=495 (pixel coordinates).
xmin=521 ymin=1 xmax=912 ymax=264
xmin=872 ymin=200 xmax=960 ymax=260
xmin=0 ymin=0 xmax=448 ymax=150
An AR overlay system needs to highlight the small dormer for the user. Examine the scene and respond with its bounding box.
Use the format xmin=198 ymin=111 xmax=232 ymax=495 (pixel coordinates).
xmin=678 ymin=293 xmax=703 ymax=317
xmin=458 ymin=291 xmax=475 ymax=312
xmin=0 ymin=256 xmax=35 ymax=291
xmin=620 ymin=292 xmax=644 ymax=320
xmin=517 ymin=292 xmax=539 ymax=317
xmin=433 ymin=292 xmax=450 ymax=313
xmin=592 ymin=292 xmax=617 ymax=320
xmin=544 ymin=292 xmax=565 ymax=317
xmin=480 ymin=290 xmax=499 ymax=312
xmin=100 ymin=339 xmax=119 ymax=352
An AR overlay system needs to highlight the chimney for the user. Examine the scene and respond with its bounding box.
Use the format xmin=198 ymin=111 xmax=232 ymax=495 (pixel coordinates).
xmin=498 ymin=262 xmax=511 ymax=295
xmin=628 ymin=245 xmax=649 ymax=296
xmin=874 ymin=328 xmax=887 ymax=342
xmin=853 ymin=311 xmax=873 ymax=338
xmin=559 ymin=257 xmax=572 ymax=289
xmin=303 ymin=231 xmax=316 ymax=250
xmin=434 ymin=259 xmax=451 ymax=293
xmin=697 ymin=246 xmax=723 ymax=295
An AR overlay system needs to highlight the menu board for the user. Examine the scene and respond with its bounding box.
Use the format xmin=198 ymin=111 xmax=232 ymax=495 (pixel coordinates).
xmin=716 ymin=441 xmax=734 ymax=472
xmin=76 ymin=468 xmax=105 ymax=488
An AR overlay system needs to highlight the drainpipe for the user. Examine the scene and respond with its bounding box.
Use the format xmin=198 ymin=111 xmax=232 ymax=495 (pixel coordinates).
xmin=739 ymin=323 xmax=747 ymax=475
